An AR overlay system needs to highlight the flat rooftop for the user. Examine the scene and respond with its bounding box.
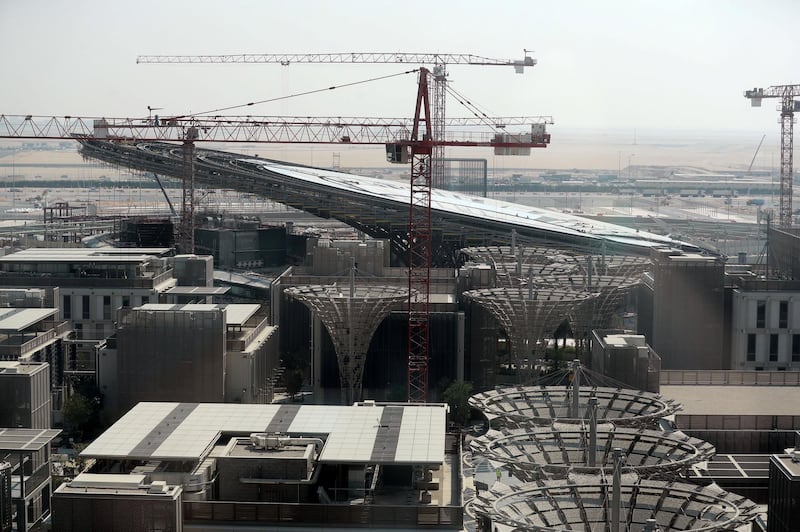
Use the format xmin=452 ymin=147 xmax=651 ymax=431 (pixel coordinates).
xmin=0 ymin=307 xmax=58 ymax=332
xmin=164 ymin=286 xmax=230 ymax=296
xmin=56 ymin=472 xmax=182 ymax=498
xmin=82 ymin=402 xmax=446 ymax=465
xmin=136 ymin=303 xmax=261 ymax=327
xmin=0 ymin=247 xmax=171 ymax=263
xmin=0 ymin=360 xmax=49 ymax=375
xmin=772 ymin=454 xmax=800 ymax=478
xmin=661 ymin=385 xmax=800 ymax=416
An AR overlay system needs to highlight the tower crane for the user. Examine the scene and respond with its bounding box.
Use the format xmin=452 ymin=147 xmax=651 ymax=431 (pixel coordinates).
xmin=137 ymin=50 xmax=541 ymax=403
xmin=136 ymin=51 xmax=537 ymax=188
xmin=0 ymin=87 xmax=551 ymax=403
xmin=744 ymin=85 xmax=800 ymax=227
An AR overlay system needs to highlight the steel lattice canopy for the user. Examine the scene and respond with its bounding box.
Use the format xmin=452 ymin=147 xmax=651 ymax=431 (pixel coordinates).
xmin=284 ymin=284 xmax=408 ymax=404
xmin=463 ymin=287 xmax=595 ymax=361
xmin=469 ymin=386 xmax=681 ymax=427
xmin=470 ymin=478 xmax=758 ymax=531
xmin=461 ymin=246 xmax=651 ymax=285
xmin=469 ymin=425 xmax=715 ymax=480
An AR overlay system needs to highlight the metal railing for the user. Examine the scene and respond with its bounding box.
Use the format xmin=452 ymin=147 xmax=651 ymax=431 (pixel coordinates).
xmin=0 ymin=329 xmax=58 ymax=358
xmin=661 ymin=369 xmax=800 ymax=386
xmin=184 ymin=501 xmax=463 ymax=528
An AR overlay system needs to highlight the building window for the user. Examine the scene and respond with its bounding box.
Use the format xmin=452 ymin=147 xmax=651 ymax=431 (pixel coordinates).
xmin=756 ymin=300 xmax=766 ymax=328
xmin=63 ymin=295 xmax=71 ymax=320
xmin=122 ymin=296 xmax=130 ymax=308
xmin=141 ymin=295 xmax=149 ymax=305
xmin=103 ymin=296 xmax=111 ymax=320
xmin=792 ymin=335 xmax=800 ymax=362
xmin=74 ymin=323 xmax=83 ymax=340
xmin=747 ymin=334 xmax=756 ymax=361
xmin=780 ymin=301 xmax=788 ymax=328
xmin=769 ymin=334 xmax=779 ymax=362
xmin=82 ymin=295 xmax=90 ymax=320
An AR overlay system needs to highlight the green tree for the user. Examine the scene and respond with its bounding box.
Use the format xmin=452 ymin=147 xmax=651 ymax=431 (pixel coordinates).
xmin=443 ymin=380 xmax=473 ymax=426
xmin=62 ymin=393 xmax=93 ymax=439
xmin=284 ymin=368 xmax=304 ymax=401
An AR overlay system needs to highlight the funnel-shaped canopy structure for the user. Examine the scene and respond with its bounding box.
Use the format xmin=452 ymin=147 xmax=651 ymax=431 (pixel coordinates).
xmin=549 ymin=275 xmax=641 ymax=349
xmin=461 ymin=246 xmax=651 ymax=288
xmin=463 ymin=287 xmax=594 ymax=371
xmin=470 ymin=424 xmax=714 ymax=481
xmin=469 ymin=385 xmax=681 ymax=427
xmin=285 ymin=284 xmax=408 ymax=404
xmin=471 ymin=479 xmax=758 ymax=531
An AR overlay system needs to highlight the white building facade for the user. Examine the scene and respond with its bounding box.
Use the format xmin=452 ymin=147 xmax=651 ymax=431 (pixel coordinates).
xmin=731 ymin=283 xmax=800 ymax=370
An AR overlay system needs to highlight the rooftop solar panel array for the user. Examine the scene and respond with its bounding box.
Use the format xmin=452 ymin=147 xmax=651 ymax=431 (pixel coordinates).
xmin=81 ymin=402 xmax=446 ymax=465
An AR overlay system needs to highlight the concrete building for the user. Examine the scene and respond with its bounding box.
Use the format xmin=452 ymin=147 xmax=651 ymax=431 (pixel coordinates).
xmin=767 ymin=454 xmax=800 ymax=532
xmin=0 ymin=360 xmax=60 ymax=531
xmin=100 ymin=303 xmax=279 ymax=417
xmin=0 ymin=248 xmax=176 ymax=346
xmin=0 ymin=305 xmax=70 ymax=418
xmin=641 ymin=250 xmax=727 ymax=369
xmin=52 ymin=473 xmax=183 ymax=532
xmin=53 ymin=401 xmax=459 ymax=531
xmin=730 ymin=279 xmax=800 ymax=371
xmin=0 ymin=361 xmax=50 ymax=431
xmin=0 ymin=428 xmax=61 ymax=532
xmin=590 ymin=330 xmax=661 ymax=392
xmin=195 ymin=225 xmax=287 ymax=269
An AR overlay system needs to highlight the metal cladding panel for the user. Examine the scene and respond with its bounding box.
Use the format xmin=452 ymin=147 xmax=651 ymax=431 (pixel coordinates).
xmin=116 ymin=308 xmax=226 ymax=414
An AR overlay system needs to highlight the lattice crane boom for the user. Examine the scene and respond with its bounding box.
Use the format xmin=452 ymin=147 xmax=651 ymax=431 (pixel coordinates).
xmin=0 ymin=114 xmax=552 ymax=145
xmin=136 ymin=51 xmax=537 ymax=70
xmin=745 ymin=84 xmax=800 ymax=227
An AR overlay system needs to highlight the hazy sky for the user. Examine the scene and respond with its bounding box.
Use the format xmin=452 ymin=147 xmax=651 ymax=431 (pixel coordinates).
xmin=1 ymin=0 xmax=798 ymax=168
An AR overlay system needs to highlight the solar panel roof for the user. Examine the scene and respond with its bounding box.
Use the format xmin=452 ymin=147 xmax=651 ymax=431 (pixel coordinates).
xmin=81 ymin=402 xmax=446 ymax=465
xmin=0 ymin=428 xmax=61 ymax=452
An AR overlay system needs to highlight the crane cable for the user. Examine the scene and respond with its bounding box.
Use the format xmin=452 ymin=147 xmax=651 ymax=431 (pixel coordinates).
xmin=172 ymin=69 xmax=420 ymax=120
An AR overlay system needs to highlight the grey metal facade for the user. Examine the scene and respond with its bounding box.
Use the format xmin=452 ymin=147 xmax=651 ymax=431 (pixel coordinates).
xmin=116 ymin=308 xmax=225 ymax=414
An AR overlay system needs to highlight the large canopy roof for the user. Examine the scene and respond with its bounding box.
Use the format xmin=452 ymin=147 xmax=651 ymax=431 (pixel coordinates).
xmin=81 ymin=402 xmax=446 ymax=465
xmin=469 ymin=386 xmax=681 ymax=427
xmin=78 ymin=140 xmax=711 ymax=257
xmin=470 ymin=424 xmax=714 ymax=480
xmin=471 ymin=479 xmax=758 ymax=531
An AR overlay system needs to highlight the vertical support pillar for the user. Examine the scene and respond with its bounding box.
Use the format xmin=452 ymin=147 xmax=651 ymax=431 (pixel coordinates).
xmin=587 ymin=396 xmax=598 ymax=467
xmin=572 ymin=359 xmax=581 ymax=418
xmin=612 ymin=448 xmax=624 ymax=532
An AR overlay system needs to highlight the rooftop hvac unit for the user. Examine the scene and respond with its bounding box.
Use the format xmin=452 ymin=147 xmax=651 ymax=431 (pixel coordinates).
xmin=148 ymin=480 xmax=168 ymax=494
